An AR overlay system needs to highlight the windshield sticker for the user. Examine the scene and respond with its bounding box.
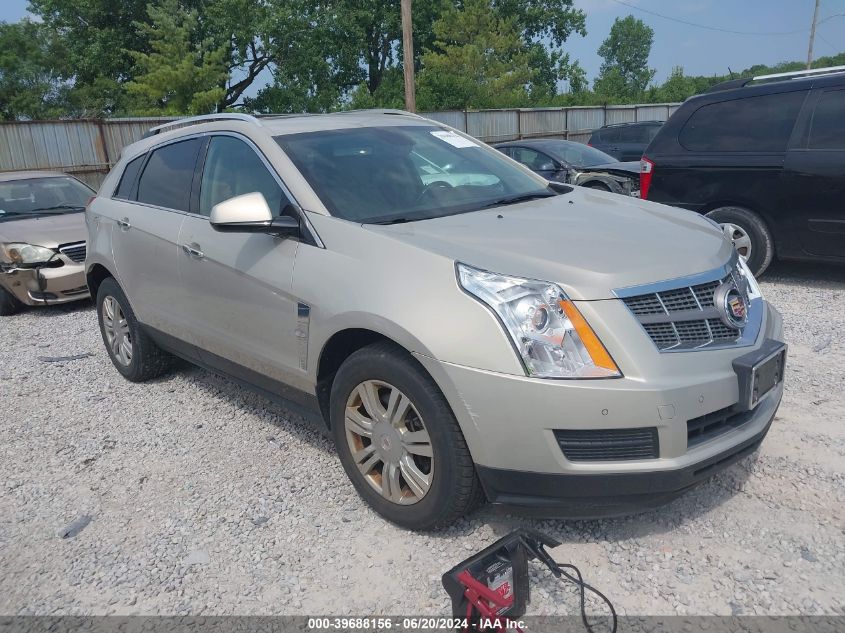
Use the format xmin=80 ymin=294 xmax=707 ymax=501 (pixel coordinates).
xmin=430 ymin=130 xmax=478 ymax=148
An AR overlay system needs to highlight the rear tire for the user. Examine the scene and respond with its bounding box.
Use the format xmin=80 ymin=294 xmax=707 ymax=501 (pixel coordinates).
xmin=0 ymin=287 xmax=23 ymax=316
xmin=706 ymin=206 xmax=774 ymax=276
xmin=330 ymin=341 xmax=483 ymax=530
xmin=96 ymin=277 xmax=173 ymax=382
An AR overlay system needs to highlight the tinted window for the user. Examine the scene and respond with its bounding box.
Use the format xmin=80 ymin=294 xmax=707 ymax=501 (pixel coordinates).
xmin=680 ymin=91 xmax=806 ymax=152
xmin=114 ymin=155 xmax=144 ymax=200
xmin=808 ymin=89 xmax=845 ymax=150
xmin=617 ymin=126 xmax=648 ymax=143
xmin=276 ymin=125 xmax=550 ymax=223
xmin=136 ymin=138 xmax=202 ymax=211
xmin=599 ymin=128 xmax=617 ymax=142
xmin=199 ymin=136 xmax=288 ymax=217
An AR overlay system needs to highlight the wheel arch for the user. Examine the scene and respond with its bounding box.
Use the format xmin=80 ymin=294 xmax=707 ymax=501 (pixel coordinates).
xmin=85 ymin=263 xmax=115 ymax=299
xmin=316 ymin=328 xmax=410 ymax=427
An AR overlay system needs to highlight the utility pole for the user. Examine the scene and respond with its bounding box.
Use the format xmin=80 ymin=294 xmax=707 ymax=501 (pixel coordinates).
xmin=807 ymin=0 xmax=820 ymax=69
xmin=401 ymin=0 xmax=416 ymax=112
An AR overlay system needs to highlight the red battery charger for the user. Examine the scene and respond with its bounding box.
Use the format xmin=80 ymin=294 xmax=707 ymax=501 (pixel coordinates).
xmin=442 ymin=528 xmax=616 ymax=633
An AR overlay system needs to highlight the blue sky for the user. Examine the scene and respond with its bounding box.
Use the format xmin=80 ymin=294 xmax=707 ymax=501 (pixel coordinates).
xmin=2 ymin=0 xmax=843 ymax=88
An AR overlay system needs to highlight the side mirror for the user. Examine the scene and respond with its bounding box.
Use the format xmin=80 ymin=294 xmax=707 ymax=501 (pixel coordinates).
xmin=537 ymin=162 xmax=557 ymax=172
xmin=209 ymin=192 xmax=300 ymax=238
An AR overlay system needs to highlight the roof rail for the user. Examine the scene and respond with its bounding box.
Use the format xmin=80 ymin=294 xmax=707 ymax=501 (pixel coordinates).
xmin=144 ymin=113 xmax=262 ymax=138
xmin=602 ymin=120 xmax=665 ymax=128
xmin=752 ymin=64 xmax=845 ymax=82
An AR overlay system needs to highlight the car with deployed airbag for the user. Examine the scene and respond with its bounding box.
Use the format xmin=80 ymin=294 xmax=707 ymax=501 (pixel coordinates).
xmin=85 ymin=111 xmax=785 ymax=530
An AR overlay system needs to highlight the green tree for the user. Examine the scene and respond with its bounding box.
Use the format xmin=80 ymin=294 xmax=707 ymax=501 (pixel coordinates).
xmin=494 ymin=0 xmax=586 ymax=99
xmin=124 ymin=0 xmax=228 ymax=115
xmin=417 ymin=0 xmax=535 ymax=110
xmin=594 ymin=15 xmax=655 ymax=100
xmin=28 ymin=0 xmax=153 ymax=114
xmin=0 ymin=20 xmax=68 ymax=120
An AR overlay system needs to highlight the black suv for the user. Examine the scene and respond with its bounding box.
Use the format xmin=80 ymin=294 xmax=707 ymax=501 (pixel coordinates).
xmin=641 ymin=67 xmax=845 ymax=275
xmin=588 ymin=121 xmax=663 ymax=161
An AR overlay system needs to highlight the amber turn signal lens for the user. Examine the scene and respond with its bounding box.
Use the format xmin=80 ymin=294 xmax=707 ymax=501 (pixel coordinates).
xmin=559 ymin=300 xmax=619 ymax=373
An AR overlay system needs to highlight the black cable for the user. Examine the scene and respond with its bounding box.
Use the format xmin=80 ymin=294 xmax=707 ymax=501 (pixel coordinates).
xmin=521 ymin=536 xmax=617 ymax=633
xmin=553 ymin=561 xmax=617 ymax=633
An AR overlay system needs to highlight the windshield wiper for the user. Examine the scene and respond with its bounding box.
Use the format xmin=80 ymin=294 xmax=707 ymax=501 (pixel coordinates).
xmin=480 ymin=191 xmax=557 ymax=209
xmin=370 ymin=217 xmax=414 ymax=225
xmin=27 ymin=204 xmax=86 ymax=213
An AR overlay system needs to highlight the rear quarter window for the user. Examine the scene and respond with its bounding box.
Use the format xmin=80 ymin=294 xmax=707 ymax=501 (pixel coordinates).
xmin=808 ymin=89 xmax=845 ymax=150
xmin=679 ymin=90 xmax=807 ymax=152
xmin=113 ymin=154 xmax=145 ymax=200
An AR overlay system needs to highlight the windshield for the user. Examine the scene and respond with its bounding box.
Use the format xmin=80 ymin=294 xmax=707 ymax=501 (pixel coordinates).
xmin=275 ymin=125 xmax=555 ymax=223
xmin=0 ymin=177 xmax=92 ymax=222
xmin=550 ymin=142 xmax=617 ymax=168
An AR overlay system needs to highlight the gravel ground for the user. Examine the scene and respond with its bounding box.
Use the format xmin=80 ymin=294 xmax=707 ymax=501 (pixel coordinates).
xmin=1 ymin=261 xmax=843 ymax=617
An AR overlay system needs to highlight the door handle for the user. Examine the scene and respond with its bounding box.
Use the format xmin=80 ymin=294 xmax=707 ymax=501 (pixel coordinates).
xmin=117 ymin=218 xmax=131 ymax=230
xmin=180 ymin=243 xmax=205 ymax=259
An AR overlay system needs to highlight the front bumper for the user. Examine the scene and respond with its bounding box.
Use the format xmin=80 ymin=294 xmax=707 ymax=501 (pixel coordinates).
xmin=1 ymin=262 xmax=89 ymax=306
xmin=475 ymin=401 xmax=776 ymax=517
xmin=414 ymin=300 xmax=784 ymax=517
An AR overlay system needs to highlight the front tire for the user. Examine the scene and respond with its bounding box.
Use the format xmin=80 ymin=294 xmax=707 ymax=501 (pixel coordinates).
xmin=706 ymin=206 xmax=774 ymax=276
xmin=96 ymin=277 xmax=173 ymax=381
xmin=330 ymin=341 xmax=482 ymax=530
xmin=0 ymin=287 xmax=23 ymax=316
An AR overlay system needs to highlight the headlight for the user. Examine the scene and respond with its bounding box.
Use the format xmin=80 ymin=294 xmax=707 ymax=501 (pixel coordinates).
xmin=457 ymin=263 xmax=621 ymax=378
xmin=736 ymin=256 xmax=763 ymax=300
xmin=0 ymin=242 xmax=56 ymax=265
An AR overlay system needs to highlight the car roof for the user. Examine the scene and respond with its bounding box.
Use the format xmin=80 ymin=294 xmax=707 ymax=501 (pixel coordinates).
xmin=705 ymin=66 xmax=845 ymax=95
xmin=120 ymin=110 xmax=438 ymax=161
xmin=0 ymin=170 xmax=75 ymax=183
xmin=494 ymin=138 xmax=578 ymax=151
xmin=599 ymin=120 xmax=664 ymax=129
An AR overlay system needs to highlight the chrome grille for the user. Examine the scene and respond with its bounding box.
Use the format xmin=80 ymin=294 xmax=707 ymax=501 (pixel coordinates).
xmin=59 ymin=242 xmax=86 ymax=263
xmin=618 ymin=258 xmax=755 ymax=352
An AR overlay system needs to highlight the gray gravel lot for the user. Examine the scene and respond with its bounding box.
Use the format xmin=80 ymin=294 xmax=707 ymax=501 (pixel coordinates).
xmin=1 ymin=261 xmax=843 ymax=616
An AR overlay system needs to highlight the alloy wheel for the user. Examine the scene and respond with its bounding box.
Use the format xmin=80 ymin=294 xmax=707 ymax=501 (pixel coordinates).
xmin=102 ymin=296 xmax=133 ymax=367
xmin=344 ymin=380 xmax=433 ymax=505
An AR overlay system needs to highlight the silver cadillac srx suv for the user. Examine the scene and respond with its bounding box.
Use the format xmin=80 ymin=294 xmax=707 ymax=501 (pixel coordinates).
xmin=86 ymin=111 xmax=786 ymax=530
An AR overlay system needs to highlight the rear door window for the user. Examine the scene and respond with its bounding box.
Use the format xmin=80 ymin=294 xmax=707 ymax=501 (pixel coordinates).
xmin=136 ymin=138 xmax=202 ymax=212
xmin=679 ymin=91 xmax=807 ymax=152
xmin=199 ymin=136 xmax=289 ymax=217
xmin=808 ymin=89 xmax=845 ymax=150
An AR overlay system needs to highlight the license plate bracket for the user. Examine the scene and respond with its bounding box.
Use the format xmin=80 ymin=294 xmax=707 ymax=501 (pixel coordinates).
xmin=732 ymin=339 xmax=787 ymax=412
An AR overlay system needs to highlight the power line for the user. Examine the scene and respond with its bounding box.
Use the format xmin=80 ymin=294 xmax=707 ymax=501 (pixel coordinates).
xmin=609 ymin=0 xmax=815 ymax=36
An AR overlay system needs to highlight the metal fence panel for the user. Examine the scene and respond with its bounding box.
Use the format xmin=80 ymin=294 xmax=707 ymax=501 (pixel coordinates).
xmin=519 ymin=109 xmax=568 ymax=139
xmin=605 ymin=107 xmax=637 ymax=125
xmin=635 ymin=104 xmax=671 ymax=122
xmin=466 ymin=109 xmax=519 ymax=142
xmin=419 ymin=110 xmax=465 ymax=131
xmin=565 ymin=107 xmax=606 ymax=134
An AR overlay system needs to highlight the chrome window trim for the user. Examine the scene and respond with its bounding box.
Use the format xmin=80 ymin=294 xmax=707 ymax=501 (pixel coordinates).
xmin=109 ymin=130 xmax=324 ymax=249
xmin=614 ymin=252 xmax=763 ymax=353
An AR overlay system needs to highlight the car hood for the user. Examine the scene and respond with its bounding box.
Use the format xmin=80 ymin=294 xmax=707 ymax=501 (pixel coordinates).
xmin=579 ymin=161 xmax=640 ymax=176
xmin=0 ymin=212 xmax=87 ymax=248
xmin=365 ymin=188 xmax=732 ymax=300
